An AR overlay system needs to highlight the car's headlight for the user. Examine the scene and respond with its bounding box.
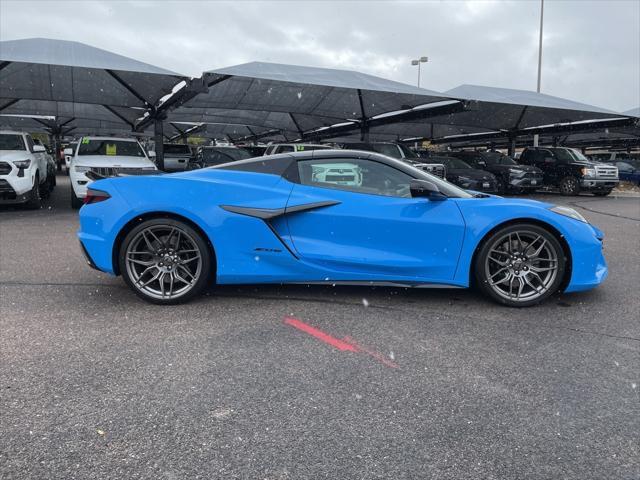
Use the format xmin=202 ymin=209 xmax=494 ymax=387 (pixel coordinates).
xmin=74 ymin=165 xmax=91 ymax=173
xmin=508 ymin=168 xmax=523 ymax=174
xmin=457 ymin=175 xmax=473 ymax=182
xmin=581 ymin=167 xmax=596 ymax=177
xmin=550 ymin=205 xmax=587 ymax=223
xmin=13 ymin=159 xmax=31 ymax=169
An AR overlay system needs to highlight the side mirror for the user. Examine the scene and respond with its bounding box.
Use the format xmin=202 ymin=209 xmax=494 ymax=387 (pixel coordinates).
xmin=410 ymin=179 xmax=446 ymax=200
xmin=33 ymin=145 xmax=46 ymax=153
xmin=147 ymin=150 xmax=156 ymax=158
xmin=63 ymin=148 xmax=73 ymax=156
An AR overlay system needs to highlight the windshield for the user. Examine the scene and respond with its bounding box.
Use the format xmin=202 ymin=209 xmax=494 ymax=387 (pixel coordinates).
xmin=78 ymin=139 xmax=145 ymax=157
xmin=164 ymin=144 xmax=191 ymax=155
xmin=442 ymin=157 xmax=472 ymax=170
xmin=483 ymin=152 xmax=517 ymax=165
xmin=370 ymin=143 xmax=402 ymax=158
xmin=397 ymin=144 xmax=418 ymax=159
xmin=0 ymin=134 xmax=26 ymax=151
xmin=567 ymin=148 xmax=590 ymax=162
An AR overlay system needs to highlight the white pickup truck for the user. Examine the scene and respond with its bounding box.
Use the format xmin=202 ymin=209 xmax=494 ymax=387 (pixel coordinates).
xmin=68 ymin=136 xmax=157 ymax=208
xmin=0 ymin=130 xmax=55 ymax=208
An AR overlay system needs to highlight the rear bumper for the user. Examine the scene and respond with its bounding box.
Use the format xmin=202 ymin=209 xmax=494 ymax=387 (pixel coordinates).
xmin=79 ymin=240 xmax=99 ymax=270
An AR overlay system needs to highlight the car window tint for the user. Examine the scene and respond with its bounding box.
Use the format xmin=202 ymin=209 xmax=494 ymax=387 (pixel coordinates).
xmin=277 ymin=145 xmax=295 ymax=153
xmin=297 ymin=158 xmax=413 ymax=198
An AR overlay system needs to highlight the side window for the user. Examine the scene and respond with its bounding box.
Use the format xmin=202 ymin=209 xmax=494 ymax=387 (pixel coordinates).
xmin=297 ymin=158 xmax=413 ymax=198
xmin=264 ymin=145 xmax=275 ymax=155
xmin=276 ymin=145 xmax=295 ymax=154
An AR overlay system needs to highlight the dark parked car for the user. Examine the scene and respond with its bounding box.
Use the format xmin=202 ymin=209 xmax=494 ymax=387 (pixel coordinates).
xmin=196 ymin=146 xmax=252 ymax=167
xmin=240 ymin=145 xmax=267 ymax=157
xmin=614 ymin=161 xmax=640 ymax=185
xmin=342 ymin=142 xmax=446 ymax=178
xmin=439 ymin=156 xmax=499 ymax=193
xmin=447 ymin=151 xmax=543 ymax=194
xmin=519 ymin=147 xmax=619 ymax=196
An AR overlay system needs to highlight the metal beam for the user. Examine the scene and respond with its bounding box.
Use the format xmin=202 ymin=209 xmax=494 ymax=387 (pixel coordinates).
xmin=102 ymin=105 xmax=135 ymax=128
xmin=0 ymin=98 xmax=20 ymax=112
xmin=289 ymin=113 xmax=304 ymax=136
xmin=105 ymin=69 xmax=150 ymax=107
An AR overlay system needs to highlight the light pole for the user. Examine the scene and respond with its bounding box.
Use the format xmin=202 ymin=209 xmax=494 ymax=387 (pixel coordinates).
xmin=534 ymin=0 xmax=544 ymax=147
xmin=410 ymin=56 xmax=429 ymax=88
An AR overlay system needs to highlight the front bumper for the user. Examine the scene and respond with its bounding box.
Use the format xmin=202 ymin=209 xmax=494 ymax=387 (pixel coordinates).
xmin=565 ymin=224 xmax=608 ymax=293
xmin=580 ymin=178 xmax=619 ymax=190
xmin=451 ymin=177 xmax=498 ymax=192
xmin=508 ymin=174 xmax=543 ymax=190
xmin=0 ymin=167 xmax=35 ymax=203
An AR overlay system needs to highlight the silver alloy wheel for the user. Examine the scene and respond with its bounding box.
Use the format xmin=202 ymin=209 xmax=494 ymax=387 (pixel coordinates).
xmin=124 ymin=224 xmax=203 ymax=300
xmin=484 ymin=230 xmax=559 ymax=303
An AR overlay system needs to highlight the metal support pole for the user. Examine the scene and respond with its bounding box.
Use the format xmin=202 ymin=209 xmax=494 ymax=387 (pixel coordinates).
xmin=360 ymin=122 xmax=369 ymax=142
xmin=508 ymin=136 xmax=517 ymax=158
xmin=534 ymin=0 xmax=544 ymax=148
xmin=154 ymin=119 xmax=165 ymax=171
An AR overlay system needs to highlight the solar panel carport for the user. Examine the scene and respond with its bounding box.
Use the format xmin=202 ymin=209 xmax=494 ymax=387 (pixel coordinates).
xmin=0 ymin=38 xmax=188 ymax=167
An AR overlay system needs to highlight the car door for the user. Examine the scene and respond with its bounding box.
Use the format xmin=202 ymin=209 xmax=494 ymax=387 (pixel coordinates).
xmin=283 ymin=157 xmax=466 ymax=283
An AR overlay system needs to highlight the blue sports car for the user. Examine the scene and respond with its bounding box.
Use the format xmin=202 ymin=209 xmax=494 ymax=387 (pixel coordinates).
xmin=78 ymin=150 xmax=608 ymax=307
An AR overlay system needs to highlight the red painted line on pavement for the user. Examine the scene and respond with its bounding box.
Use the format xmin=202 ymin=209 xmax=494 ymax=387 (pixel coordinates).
xmin=283 ymin=317 xmax=359 ymax=352
xmin=343 ymin=336 xmax=399 ymax=369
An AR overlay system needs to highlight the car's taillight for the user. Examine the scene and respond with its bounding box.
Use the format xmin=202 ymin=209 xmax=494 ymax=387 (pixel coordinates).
xmin=83 ymin=188 xmax=111 ymax=205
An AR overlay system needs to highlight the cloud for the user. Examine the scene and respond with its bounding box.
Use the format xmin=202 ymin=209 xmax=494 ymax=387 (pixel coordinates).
xmin=0 ymin=0 xmax=638 ymax=111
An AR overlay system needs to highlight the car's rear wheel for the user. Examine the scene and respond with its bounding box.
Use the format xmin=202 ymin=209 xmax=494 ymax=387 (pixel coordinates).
xmin=474 ymin=224 xmax=566 ymax=307
xmin=118 ymin=219 xmax=212 ymax=304
xmin=559 ymin=176 xmax=580 ymax=196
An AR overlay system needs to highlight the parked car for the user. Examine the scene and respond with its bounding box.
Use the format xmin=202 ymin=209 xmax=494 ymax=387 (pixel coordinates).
xmin=0 ymin=130 xmax=55 ymax=208
xmin=447 ymin=150 xmax=543 ymax=194
xmin=161 ymin=144 xmax=193 ymax=172
xmin=196 ymin=146 xmax=252 ymax=167
xmin=239 ymin=145 xmax=267 ymax=157
xmin=78 ymin=149 xmax=608 ymax=307
xmin=263 ymin=143 xmax=332 ymax=155
xmin=341 ymin=142 xmax=446 ymax=178
xmin=69 ymin=136 xmax=157 ymax=208
xmin=589 ymin=152 xmax=638 ymax=164
xmin=519 ymin=147 xmax=619 ymax=196
xmin=614 ymin=161 xmax=640 ymax=185
xmin=439 ymin=156 xmax=499 ymax=193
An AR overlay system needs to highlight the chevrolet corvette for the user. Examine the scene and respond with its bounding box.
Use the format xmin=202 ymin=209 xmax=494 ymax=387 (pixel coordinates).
xmin=77 ymin=150 xmax=608 ymax=306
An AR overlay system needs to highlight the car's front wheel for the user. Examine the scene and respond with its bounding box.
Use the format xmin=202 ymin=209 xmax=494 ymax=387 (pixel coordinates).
xmin=118 ymin=218 xmax=212 ymax=304
xmin=474 ymin=224 xmax=566 ymax=307
xmin=559 ymin=176 xmax=580 ymax=196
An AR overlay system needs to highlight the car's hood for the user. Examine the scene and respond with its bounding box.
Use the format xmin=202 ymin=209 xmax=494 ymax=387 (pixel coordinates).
xmin=73 ymin=155 xmax=154 ymax=168
xmin=0 ymin=150 xmax=33 ymax=161
xmin=448 ymin=168 xmax=496 ymax=180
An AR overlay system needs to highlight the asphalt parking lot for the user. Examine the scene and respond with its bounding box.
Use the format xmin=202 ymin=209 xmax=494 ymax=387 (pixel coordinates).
xmin=1 ymin=174 xmax=638 ymax=480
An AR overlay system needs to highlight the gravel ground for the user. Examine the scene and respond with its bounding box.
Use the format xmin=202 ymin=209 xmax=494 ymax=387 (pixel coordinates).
xmin=1 ymin=175 xmax=638 ymax=480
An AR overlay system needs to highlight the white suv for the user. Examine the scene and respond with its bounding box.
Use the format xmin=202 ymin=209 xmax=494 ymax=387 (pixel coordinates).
xmin=69 ymin=136 xmax=157 ymax=208
xmin=0 ymin=130 xmax=54 ymax=209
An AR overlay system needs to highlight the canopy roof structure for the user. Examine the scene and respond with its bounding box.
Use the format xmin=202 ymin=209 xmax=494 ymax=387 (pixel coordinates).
xmin=0 ymin=38 xmax=187 ymax=148
xmin=165 ymin=61 xmax=460 ymax=141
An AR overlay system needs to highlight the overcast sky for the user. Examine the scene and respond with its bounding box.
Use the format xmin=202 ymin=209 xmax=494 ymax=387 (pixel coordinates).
xmin=1 ymin=0 xmax=638 ymax=113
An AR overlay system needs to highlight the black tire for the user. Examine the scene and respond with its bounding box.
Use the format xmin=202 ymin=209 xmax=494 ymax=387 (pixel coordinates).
xmin=593 ymin=189 xmax=612 ymax=197
xmin=474 ymin=223 xmax=566 ymax=307
xmin=25 ymin=173 xmax=41 ymax=209
xmin=70 ymin=188 xmax=83 ymax=209
xmin=496 ymin=177 xmax=507 ymax=195
xmin=40 ymin=172 xmax=54 ymax=199
xmin=118 ymin=218 xmax=213 ymax=305
xmin=559 ymin=176 xmax=580 ymax=196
